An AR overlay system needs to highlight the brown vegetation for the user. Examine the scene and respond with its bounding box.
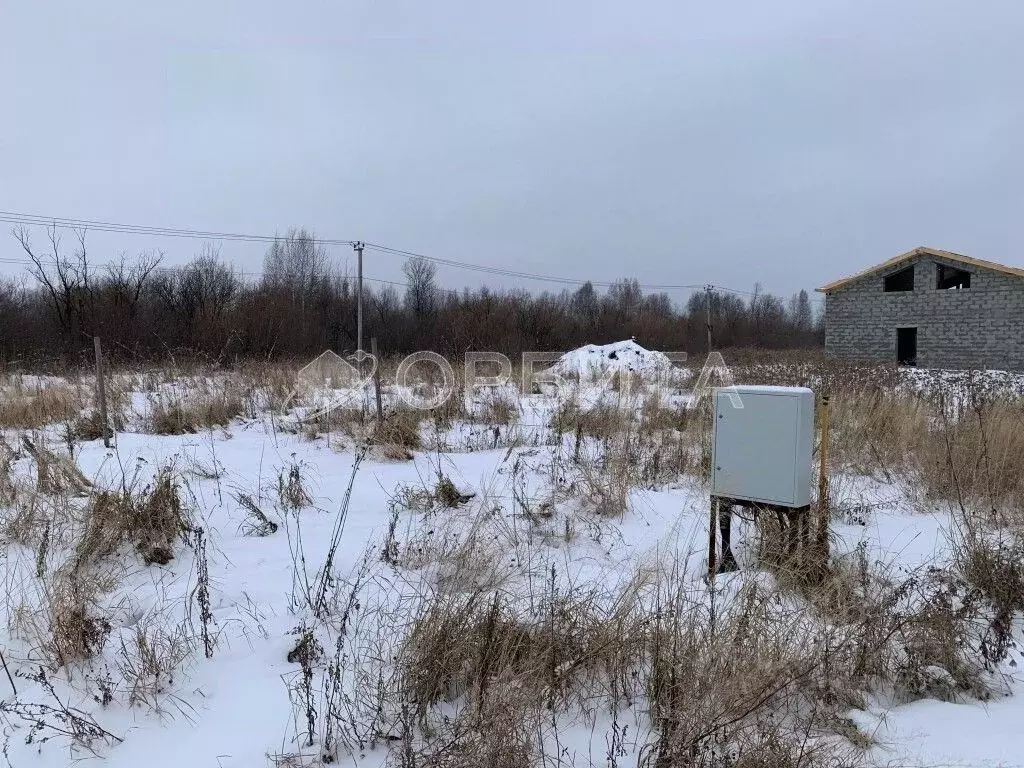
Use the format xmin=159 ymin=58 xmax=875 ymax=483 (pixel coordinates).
xmin=1 ymin=225 xmax=822 ymax=367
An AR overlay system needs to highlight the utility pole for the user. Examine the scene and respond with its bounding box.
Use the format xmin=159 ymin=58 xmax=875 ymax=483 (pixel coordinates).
xmin=704 ymin=284 xmax=714 ymax=355
xmin=353 ymin=241 xmax=365 ymax=363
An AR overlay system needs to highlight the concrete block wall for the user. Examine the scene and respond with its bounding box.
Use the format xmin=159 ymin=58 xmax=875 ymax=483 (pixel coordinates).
xmin=823 ymin=255 xmax=1024 ymax=370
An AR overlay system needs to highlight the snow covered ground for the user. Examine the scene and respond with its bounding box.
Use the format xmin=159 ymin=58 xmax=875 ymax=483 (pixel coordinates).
xmin=1 ymin=352 xmax=1023 ymax=767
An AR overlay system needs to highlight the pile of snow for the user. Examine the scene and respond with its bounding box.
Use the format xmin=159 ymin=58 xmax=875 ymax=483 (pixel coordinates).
xmin=546 ymin=340 xmax=679 ymax=380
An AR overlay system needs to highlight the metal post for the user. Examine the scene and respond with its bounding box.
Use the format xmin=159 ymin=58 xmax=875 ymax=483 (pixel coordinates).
xmin=817 ymin=393 xmax=831 ymax=565
xmin=93 ymin=336 xmax=111 ymax=448
xmin=354 ymin=241 xmax=365 ymax=362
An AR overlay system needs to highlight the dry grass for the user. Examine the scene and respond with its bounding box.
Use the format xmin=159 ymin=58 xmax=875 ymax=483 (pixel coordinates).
xmin=45 ymin=573 xmax=113 ymax=667
xmin=475 ymin=393 xmax=518 ymax=425
xmin=239 ymin=361 xmax=298 ymax=413
xmin=923 ymin=400 xmax=1024 ymax=510
xmin=394 ymin=569 xmax=651 ymax=737
xmin=429 ymin=384 xmax=469 ymax=432
xmin=75 ymin=466 xmax=191 ymax=567
xmin=333 ymin=560 xmax=884 ymax=767
xmin=277 ymin=460 xmax=312 ymax=510
xmin=827 ymin=390 xmax=929 ymax=480
xmin=0 ymin=440 xmax=15 ymax=506
xmin=116 ymin=618 xmax=192 ymax=711
xmin=1 ymin=488 xmax=47 ymax=548
xmin=323 ymin=371 xmax=1024 ymax=764
xmin=432 ymin=473 xmax=471 ymax=509
xmin=148 ymin=399 xmax=202 ymax=435
xmin=6 ymin=355 xmax=1024 ymax=766
xmin=549 ymin=399 xmax=626 ymax=440
xmin=70 ymin=407 xmax=124 ymax=442
xmin=22 ymin=437 xmax=92 ymax=496
xmin=574 ymin=442 xmax=632 ymax=517
xmin=291 ymin=402 xmax=424 ymax=458
xmin=148 ymin=389 xmax=247 ymax=434
xmin=3 ymin=460 xmax=195 ymax=676
xmin=0 ymin=385 xmax=81 ymax=430
xmin=372 ymin=408 xmax=424 ymax=459
xmin=237 ymin=492 xmax=279 ymax=537
xmin=640 ymin=391 xmax=689 ymax=433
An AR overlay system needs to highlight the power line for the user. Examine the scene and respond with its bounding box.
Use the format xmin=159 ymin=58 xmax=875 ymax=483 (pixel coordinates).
xmin=0 ymin=211 xmax=356 ymax=247
xmin=0 ymin=208 xmax=814 ymax=300
xmin=362 ymin=241 xmax=709 ymax=291
xmin=0 ymin=253 xmax=426 ymax=290
xmin=0 ymin=254 xmax=464 ymax=296
xmin=1 ymin=209 xmax=705 ymax=291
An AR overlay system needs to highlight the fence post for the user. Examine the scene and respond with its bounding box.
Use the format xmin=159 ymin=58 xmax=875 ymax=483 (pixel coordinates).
xmin=707 ymin=496 xmax=718 ymax=580
xmin=371 ymin=337 xmax=383 ymax=422
xmin=93 ymin=336 xmax=111 ymax=448
xmin=817 ymin=392 xmax=830 ymax=567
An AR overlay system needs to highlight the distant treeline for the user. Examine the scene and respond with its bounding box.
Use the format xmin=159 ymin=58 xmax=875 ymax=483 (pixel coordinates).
xmin=0 ymin=227 xmax=822 ymax=367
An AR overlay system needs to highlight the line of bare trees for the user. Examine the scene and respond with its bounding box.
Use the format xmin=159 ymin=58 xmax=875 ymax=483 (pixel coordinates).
xmin=0 ymin=226 xmax=822 ymax=368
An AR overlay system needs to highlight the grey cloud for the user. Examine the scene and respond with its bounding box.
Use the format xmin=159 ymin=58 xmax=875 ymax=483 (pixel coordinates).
xmin=1 ymin=0 xmax=1021 ymax=301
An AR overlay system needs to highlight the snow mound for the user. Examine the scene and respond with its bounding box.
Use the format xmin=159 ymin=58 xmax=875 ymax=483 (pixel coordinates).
xmin=547 ymin=340 xmax=677 ymax=380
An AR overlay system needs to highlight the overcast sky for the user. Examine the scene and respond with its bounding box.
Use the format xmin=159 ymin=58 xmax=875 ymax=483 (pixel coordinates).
xmin=1 ymin=1 xmax=1021 ymax=302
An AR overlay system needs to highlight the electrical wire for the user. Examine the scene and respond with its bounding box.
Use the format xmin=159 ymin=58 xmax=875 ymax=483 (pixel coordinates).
xmin=0 ymin=208 xmax=820 ymax=300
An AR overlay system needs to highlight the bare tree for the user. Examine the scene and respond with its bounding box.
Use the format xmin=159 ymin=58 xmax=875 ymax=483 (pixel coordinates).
xmin=263 ymin=228 xmax=330 ymax=306
xmin=402 ymin=256 xmax=438 ymax=318
xmin=788 ymin=289 xmax=813 ymax=333
xmin=14 ymin=225 xmax=93 ymax=350
xmin=4 ymin=226 xmax=823 ymax=362
xmin=102 ymin=251 xmax=163 ymax=349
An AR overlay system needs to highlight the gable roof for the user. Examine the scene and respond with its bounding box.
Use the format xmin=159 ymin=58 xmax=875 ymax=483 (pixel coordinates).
xmin=816 ymin=246 xmax=1024 ymax=293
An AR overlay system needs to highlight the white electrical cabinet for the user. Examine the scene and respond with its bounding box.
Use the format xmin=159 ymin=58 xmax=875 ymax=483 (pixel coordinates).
xmin=711 ymin=386 xmax=814 ymax=508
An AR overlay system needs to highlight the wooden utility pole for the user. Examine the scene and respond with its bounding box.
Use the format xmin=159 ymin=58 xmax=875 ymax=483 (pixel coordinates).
xmin=93 ymin=336 xmax=111 ymax=448
xmin=371 ymin=336 xmax=383 ymax=422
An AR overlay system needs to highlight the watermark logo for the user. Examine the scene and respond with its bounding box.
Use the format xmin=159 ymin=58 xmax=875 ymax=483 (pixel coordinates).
xmin=284 ymin=348 xmax=742 ymax=421
xmin=284 ymin=349 xmax=378 ymax=418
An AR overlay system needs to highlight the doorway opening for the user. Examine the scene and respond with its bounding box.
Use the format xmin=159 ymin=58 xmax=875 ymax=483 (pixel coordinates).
xmin=896 ymin=327 xmax=917 ymax=366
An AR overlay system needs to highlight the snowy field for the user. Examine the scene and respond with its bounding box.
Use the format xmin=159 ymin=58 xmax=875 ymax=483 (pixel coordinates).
xmin=1 ymin=343 xmax=1024 ymax=767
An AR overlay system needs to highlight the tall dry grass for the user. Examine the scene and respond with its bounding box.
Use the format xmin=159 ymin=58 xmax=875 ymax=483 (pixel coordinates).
xmin=0 ymin=385 xmax=81 ymax=430
xmin=148 ymin=389 xmax=248 ymax=434
xmin=291 ymin=546 xmax=998 ymax=766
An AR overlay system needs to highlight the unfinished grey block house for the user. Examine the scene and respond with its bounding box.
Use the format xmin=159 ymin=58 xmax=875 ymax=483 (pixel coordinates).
xmin=817 ymin=246 xmax=1024 ymax=370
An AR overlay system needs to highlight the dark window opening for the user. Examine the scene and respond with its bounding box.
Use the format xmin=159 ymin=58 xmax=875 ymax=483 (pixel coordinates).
xmin=897 ymin=327 xmax=917 ymax=366
xmin=936 ymin=263 xmax=971 ymax=290
xmin=883 ymin=265 xmax=915 ymax=292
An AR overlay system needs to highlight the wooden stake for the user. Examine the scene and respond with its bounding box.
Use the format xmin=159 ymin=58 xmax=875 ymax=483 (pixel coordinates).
xmin=0 ymin=649 xmax=15 ymax=696
xmin=93 ymin=336 xmax=111 ymax=448
xmin=371 ymin=337 xmax=383 ymax=422
xmin=708 ymin=496 xmax=718 ymax=580
xmin=817 ymin=393 xmax=831 ymax=562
